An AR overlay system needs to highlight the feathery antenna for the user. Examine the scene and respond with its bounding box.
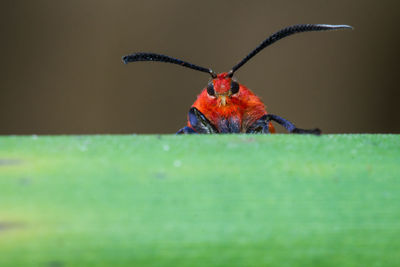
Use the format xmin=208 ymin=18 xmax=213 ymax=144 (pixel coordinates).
xmin=228 ymin=24 xmax=352 ymax=77
xmin=122 ymin=52 xmax=217 ymax=78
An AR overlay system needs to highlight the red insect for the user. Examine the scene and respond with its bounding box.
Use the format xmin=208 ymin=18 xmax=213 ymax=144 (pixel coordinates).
xmin=123 ymin=24 xmax=351 ymax=134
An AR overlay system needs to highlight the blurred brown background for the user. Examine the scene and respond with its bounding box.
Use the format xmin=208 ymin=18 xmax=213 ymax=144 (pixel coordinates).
xmin=0 ymin=0 xmax=398 ymax=134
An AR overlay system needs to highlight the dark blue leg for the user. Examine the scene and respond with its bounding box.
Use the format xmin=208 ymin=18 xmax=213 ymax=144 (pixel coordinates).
xmin=247 ymin=114 xmax=321 ymax=135
xmin=188 ymin=107 xmax=219 ymax=134
xmin=176 ymin=126 xmax=197 ymax=134
xmin=246 ymin=115 xmax=268 ymax=133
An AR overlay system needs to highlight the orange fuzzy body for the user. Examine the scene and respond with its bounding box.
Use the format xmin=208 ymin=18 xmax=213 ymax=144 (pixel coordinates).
xmin=190 ymin=72 xmax=275 ymax=133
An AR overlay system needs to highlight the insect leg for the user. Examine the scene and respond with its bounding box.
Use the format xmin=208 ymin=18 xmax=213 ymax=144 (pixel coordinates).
xmin=265 ymin=114 xmax=321 ymax=134
xmin=248 ymin=114 xmax=321 ymax=135
xmin=188 ymin=107 xmax=219 ymax=134
xmin=176 ymin=126 xmax=197 ymax=134
xmin=246 ymin=115 xmax=269 ymax=133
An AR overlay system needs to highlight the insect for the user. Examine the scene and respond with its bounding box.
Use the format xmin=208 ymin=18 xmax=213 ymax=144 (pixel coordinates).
xmin=123 ymin=24 xmax=351 ymax=134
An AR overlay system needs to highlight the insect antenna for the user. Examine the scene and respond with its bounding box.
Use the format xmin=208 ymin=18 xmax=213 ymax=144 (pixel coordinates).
xmin=228 ymin=24 xmax=352 ymax=77
xmin=122 ymin=52 xmax=217 ymax=78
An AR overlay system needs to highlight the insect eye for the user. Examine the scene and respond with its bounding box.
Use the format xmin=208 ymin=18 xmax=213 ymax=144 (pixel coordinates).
xmin=231 ymin=81 xmax=239 ymax=94
xmin=207 ymin=83 xmax=215 ymax=96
